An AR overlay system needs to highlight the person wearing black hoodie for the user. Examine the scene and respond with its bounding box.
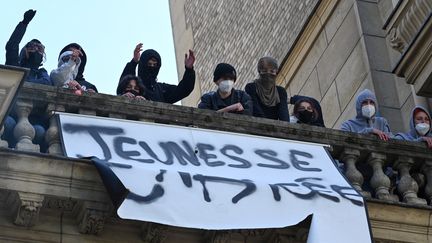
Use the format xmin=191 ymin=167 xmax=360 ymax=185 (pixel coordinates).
xmin=119 ymin=43 xmax=196 ymax=103
xmin=117 ymin=75 xmax=147 ymax=100
xmin=290 ymin=95 xmax=325 ymax=127
xmin=5 ymin=9 xmax=52 ymax=85
xmin=56 ymin=43 xmax=98 ymax=93
xmin=3 ymin=10 xmax=52 ymax=151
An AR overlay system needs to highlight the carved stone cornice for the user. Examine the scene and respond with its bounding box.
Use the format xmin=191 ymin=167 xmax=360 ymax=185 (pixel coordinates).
xmin=43 ymin=196 xmax=77 ymax=211
xmin=75 ymin=201 xmax=110 ymax=235
xmin=386 ymin=0 xmax=432 ymax=53
xmin=9 ymin=192 xmax=44 ymax=227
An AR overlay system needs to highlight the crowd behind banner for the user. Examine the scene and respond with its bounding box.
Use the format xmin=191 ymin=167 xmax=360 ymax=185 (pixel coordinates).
xmin=2 ymin=10 xmax=432 ymax=153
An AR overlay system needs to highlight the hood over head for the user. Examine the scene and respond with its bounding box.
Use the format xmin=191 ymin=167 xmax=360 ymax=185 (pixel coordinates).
xmin=57 ymin=50 xmax=81 ymax=81
xmin=19 ymin=39 xmax=45 ymax=69
xmin=138 ymin=49 xmax=162 ymax=87
xmin=117 ymin=74 xmax=146 ymax=96
xmin=59 ymin=43 xmax=87 ymax=80
xmin=355 ymin=89 xmax=377 ymax=119
xmin=410 ymin=106 xmax=431 ymax=136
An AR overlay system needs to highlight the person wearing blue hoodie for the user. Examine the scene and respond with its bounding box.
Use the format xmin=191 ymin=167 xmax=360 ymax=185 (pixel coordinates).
xmin=2 ymin=10 xmax=52 ymax=151
xmin=395 ymin=106 xmax=432 ymax=148
xmin=341 ymin=89 xmax=392 ymax=141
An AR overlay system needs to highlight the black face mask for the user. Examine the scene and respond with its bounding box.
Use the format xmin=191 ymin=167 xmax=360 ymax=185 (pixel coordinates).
xmin=26 ymin=52 xmax=43 ymax=68
xmin=139 ymin=65 xmax=159 ymax=83
xmin=297 ymin=110 xmax=315 ymax=124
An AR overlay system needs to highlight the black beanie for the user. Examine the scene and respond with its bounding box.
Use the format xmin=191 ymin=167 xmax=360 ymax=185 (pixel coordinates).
xmin=213 ymin=63 xmax=237 ymax=82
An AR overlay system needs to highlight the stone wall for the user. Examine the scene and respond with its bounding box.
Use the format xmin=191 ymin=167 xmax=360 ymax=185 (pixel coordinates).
xmin=278 ymin=0 xmax=415 ymax=131
xmin=169 ymin=0 xmax=319 ymax=106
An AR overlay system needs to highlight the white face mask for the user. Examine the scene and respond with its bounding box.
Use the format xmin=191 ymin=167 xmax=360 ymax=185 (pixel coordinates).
xmin=415 ymin=123 xmax=430 ymax=136
xmin=218 ymin=80 xmax=234 ymax=93
xmin=361 ymin=104 xmax=375 ymax=118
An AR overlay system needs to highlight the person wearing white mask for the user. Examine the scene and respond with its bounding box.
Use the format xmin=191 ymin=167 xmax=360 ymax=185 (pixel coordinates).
xmin=395 ymin=106 xmax=432 ymax=148
xmin=198 ymin=63 xmax=252 ymax=115
xmin=341 ymin=89 xmax=392 ymax=141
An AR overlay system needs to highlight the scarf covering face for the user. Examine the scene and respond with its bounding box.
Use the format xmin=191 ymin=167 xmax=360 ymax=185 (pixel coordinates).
xmin=255 ymin=57 xmax=280 ymax=107
xmin=255 ymin=73 xmax=280 ymax=107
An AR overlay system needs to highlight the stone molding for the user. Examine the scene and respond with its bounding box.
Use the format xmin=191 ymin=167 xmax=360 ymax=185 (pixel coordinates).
xmin=386 ymin=0 xmax=432 ymax=53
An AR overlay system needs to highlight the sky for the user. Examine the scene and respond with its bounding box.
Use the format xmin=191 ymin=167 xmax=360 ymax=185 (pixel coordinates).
xmin=0 ymin=0 xmax=179 ymax=95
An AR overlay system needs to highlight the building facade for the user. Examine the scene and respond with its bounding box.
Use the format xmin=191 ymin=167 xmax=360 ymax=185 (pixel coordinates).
xmin=170 ymin=0 xmax=432 ymax=133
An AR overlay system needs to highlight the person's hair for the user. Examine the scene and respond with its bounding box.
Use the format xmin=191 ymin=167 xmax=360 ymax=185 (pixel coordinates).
xmin=257 ymin=56 xmax=278 ymax=73
xmin=293 ymin=98 xmax=318 ymax=121
xmin=117 ymin=75 xmax=146 ymax=95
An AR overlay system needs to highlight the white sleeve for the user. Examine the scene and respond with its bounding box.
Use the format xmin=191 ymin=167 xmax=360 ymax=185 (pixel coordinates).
xmin=50 ymin=59 xmax=77 ymax=87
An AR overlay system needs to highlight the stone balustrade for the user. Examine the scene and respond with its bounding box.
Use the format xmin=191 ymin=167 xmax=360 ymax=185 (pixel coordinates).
xmin=1 ymin=83 xmax=432 ymax=242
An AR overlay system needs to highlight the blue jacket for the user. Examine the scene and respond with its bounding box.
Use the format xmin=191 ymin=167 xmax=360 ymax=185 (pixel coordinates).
xmin=340 ymin=89 xmax=391 ymax=135
xmin=395 ymin=106 xmax=431 ymax=141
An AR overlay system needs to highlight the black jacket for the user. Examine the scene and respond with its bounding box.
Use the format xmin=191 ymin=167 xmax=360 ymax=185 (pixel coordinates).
xmin=59 ymin=43 xmax=98 ymax=92
xmin=5 ymin=21 xmax=52 ymax=86
xmin=120 ymin=49 xmax=195 ymax=104
xmin=198 ymin=89 xmax=252 ymax=115
xmin=245 ymin=83 xmax=289 ymax=121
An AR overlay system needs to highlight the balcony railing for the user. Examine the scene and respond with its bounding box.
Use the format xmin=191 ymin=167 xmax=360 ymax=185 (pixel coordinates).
xmin=1 ymin=83 xmax=432 ymax=242
xmin=3 ymin=83 xmax=432 ymax=206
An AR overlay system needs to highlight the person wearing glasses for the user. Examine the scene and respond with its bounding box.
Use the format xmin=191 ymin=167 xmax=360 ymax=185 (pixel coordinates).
xmin=3 ymin=10 xmax=52 ymax=152
xmin=5 ymin=9 xmax=52 ymax=85
xmin=245 ymin=56 xmax=289 ymax=121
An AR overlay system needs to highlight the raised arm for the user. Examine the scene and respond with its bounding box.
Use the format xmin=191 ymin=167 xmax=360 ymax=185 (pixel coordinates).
xmin=5 ymin=10 xmax=36 ymax=66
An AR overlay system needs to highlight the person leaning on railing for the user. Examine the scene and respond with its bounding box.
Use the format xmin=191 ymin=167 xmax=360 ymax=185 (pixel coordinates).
xmin=340 ymin=89 xmax=392 ymax=141
xmin=198 ymin=63 xmax=252 ymax=115
xmin=116 ymin=75 xmax=147 ymax=101
xmin=395 ymin=106 xmax=432 ymax=149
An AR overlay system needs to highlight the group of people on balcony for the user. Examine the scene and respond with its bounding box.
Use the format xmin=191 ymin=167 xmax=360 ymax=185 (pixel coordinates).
xmin=2 ymin=10 xmax=432 ymax=152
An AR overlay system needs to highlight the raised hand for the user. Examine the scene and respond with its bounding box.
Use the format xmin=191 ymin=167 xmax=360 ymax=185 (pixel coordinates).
xmin=133 ymin=43 xmax=143 ymax=63
xmin=184 ymin=49 xmax=195 ymax=69
xmin=22 ymin=9 xmax=36 ymax=25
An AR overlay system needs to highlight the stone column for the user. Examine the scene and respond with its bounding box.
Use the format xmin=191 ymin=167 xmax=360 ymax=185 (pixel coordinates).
xmin=367 ymin=152 xmax=396 ymax=201
xmin=340 ymin=148 xmax=370 ymax=197
xmin=422 ymin=160 xmax=432 ymax=205
xmin=45 ymin=104 xmax=65 ymax=155
xmin=394 ymin=156 xmax=427 ymax=205
xmin=13 ymin=100 xmax=39 ymax=152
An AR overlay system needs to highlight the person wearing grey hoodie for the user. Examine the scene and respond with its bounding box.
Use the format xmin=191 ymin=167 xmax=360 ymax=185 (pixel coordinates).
xmin=395 ymin=106 xmax=432 ymax=148
xmin=341 ymin=89 xmax=392 ymax=141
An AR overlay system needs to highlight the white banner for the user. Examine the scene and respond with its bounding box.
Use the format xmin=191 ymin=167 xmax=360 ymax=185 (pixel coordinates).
xmin=58 ymin=113 xmax=372 ymax=243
